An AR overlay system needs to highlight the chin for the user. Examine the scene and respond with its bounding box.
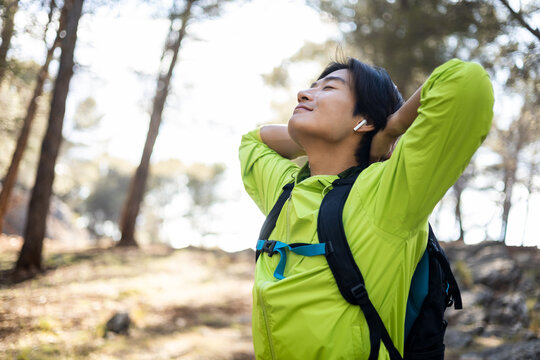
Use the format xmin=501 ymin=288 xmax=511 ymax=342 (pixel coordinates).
xmin=287 ymin=119 xmax=303 ymax=146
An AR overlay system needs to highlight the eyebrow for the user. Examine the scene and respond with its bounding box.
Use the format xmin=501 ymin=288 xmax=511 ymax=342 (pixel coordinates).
xmin=310 ymin=76 xmax=347 ymax=88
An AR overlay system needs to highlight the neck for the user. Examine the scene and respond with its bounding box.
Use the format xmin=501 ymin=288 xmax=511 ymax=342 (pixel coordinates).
xmin=304 ymin=140 xmax=359 ymax=176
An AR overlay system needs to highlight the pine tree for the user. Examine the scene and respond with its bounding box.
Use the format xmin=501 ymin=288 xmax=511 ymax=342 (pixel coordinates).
xmin=117 ymin=0 xmax=196 ymax=246
xmin=16 ymin=0 xmax=84 ymax=272
xmin=0 ymin=1 xmax=65 ymax=233
xmin=0 ymin=0 xmax=19 ymax=84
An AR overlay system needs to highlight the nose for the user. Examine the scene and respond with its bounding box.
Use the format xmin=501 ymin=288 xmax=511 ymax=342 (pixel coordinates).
xmin=297 ymin=88 xmax=312 ymax=103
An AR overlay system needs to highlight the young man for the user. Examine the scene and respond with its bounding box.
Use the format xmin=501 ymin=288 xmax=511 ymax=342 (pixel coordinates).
xmin=239 ymin=58 xmax=493 ymax=359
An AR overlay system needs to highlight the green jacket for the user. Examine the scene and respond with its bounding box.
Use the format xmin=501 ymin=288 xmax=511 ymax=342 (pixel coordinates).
xmin=239 ymin=59 xmax=493 ymax=359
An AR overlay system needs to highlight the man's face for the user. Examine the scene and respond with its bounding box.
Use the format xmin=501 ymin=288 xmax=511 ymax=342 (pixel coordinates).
xmin=288 ymin=69 xmax=365 ymax=146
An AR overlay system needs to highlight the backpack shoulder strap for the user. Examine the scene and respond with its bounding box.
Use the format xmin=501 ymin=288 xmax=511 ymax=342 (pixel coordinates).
xmin=255 ymin=182 xmax=294 ymax=261
xmin=428 ymin=224 xmax=463 ymax=309
xmin=317 ymin=176 xmax=402 ymax=360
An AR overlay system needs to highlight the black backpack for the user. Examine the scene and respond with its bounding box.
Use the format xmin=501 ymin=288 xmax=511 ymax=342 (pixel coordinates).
xmin=256 ymin=173 xmax=462 ymax=360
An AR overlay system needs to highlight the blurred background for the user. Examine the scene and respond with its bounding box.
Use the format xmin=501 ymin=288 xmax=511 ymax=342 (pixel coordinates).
xmin=0 ymin=0 xmax=539 ymax=359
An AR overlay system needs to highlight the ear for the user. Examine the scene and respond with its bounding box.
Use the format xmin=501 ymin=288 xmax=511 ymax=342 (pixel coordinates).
xmin=353 ymin=118 xmax=375 ymax=133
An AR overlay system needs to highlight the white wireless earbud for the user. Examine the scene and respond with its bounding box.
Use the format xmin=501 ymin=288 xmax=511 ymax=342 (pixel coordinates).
xmin=353 ymin=119 xmax=367 ymax=132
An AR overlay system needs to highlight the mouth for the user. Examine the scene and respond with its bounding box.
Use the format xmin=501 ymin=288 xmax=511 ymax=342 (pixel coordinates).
xmin=294 ymin=104 xmax=312 ymax=112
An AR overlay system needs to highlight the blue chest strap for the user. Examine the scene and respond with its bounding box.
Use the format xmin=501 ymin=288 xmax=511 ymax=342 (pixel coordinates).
xmin=256 ymin=240 xmax=327 ymax=280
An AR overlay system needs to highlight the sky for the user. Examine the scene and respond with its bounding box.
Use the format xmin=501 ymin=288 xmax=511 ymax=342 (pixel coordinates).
xmin=11 ymin=0 xmax=540 ymax=250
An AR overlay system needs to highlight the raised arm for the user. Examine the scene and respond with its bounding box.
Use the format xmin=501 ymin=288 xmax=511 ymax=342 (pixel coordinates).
xmin=367 ymin=59 xmax=494 ymax=231
xmin=239 ymin=128 xmax=300 ymax=215
xmin=370 ymin=86 xmax=422 ymax=163
xmin=260 ymin=125 xmax=306 ymax=159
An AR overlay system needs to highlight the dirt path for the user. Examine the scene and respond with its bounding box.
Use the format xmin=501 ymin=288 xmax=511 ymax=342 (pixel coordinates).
xmin=0 ymin=237 xmax=255 ymax=359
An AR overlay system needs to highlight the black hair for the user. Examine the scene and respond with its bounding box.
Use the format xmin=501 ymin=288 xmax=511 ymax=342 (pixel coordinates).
xmin=318 ymin=58 xmax=404 ymax=168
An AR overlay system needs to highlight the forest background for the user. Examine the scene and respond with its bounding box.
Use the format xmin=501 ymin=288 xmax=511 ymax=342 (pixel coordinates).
xmin=0 ymin=0 xmax=539 ymax=358
xmin=0 ymin=0 xmax=539 ymax=267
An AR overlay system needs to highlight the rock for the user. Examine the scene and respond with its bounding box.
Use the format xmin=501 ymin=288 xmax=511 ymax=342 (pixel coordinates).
xmin=487 ymin=293 xmax=529 ymax=328
xmin=517 ymin=277 xmax=535 ymax=294
xmin=449 ymin=302 xmax=486 ymax=327
xmin=105 ymin=312 xmax=131 ymax=336
xmin=481 ymin=324 xmax=515 ymax=338
xmin=438 ymin=241 xmax=540 ymax=357
xmin=525 ymin=329 xmax=538 ymax=341
xmin=445 ymin=328 xmax=474 ymax=349
xmin=468 ymin=244 xmax=521 ymax=290
xmin=534 ymin=298 xmax=540 ymax=312
xmin=459 ymin=354 xmax=483 ymax=360
xmin=463 ymin=339 xmax=540 ymax=360
xmin=473 ymin=285 xmax=495 ymax=306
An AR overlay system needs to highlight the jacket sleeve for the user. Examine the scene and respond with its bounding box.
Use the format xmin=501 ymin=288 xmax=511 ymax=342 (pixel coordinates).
xmin=239 ymin=128 xmax=299 ymax=215
xmin=372 ymin=59 xmax=494 ymax=232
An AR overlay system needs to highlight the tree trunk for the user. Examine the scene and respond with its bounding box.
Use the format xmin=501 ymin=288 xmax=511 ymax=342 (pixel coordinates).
xmin=0 ymin=2 xmax=64 ymax=234
xmin=453 ymin=185 xmax=464 ymax=242
xmin=452 ymin=168 xmax=474 ymax=242
xmin=499 ymin=170 xmax=515 ymax=243
xmin=118 ymin=0 xmax=195 ymax=247
xmin=521 ymin=144 xmax=538 ymax=245
xmin=0 ymin=0 xmax=19 ymax=84
xmin=15 ymin=0 xmax=83 ymax=272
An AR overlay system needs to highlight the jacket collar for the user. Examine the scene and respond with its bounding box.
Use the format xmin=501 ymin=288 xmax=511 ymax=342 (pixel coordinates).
xmin=296 ymin=162 xmax=364 ymax=184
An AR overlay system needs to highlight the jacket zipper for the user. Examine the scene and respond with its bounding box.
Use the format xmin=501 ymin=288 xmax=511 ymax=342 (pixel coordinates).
xmin=258 ymin=281 xmax=276 ymax=359
xmin=258 ymin=190 xmax=291 ymax=359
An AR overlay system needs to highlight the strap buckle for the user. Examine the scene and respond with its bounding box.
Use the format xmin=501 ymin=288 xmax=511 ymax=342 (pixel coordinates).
xmin=261 ymin=240 xmax=277 ymax=257
xmin=351 ymin=284 xmax=369 ymax=306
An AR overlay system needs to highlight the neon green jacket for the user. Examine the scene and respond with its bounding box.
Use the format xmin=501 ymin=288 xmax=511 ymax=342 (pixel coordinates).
xmin=239 ymin=59 xmax=493 ymax=359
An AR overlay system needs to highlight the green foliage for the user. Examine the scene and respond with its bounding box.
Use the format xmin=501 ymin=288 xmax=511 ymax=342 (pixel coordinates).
xmin=72 ymin=97 xmax=102 ymax=131
xmin=262 ymin=65 xmax=290 ymax=88
xmin=84 ymin=167 xmax=131 ymax=235
xmin=136 ymin=159 xmax=184 ymax=241
xmin=78 ymin=158 xmax=189 ymax=240
xmin=117 ymin=288 xmax=142 ymax=300
xmin=37 ymin=316 xmax=57 ymax=333
xmin=190 ymin=0 xmax=245 ymax=20
xmin=0 ymin=59 xmax=41 ymax=135
xmin=494 ymin=0 xmax=539 ymax=75
xmin=6 ymin=58 xmax=41 ymax=86
xmin=183 ymin=162 xmax=225 ymax=236
xmin=95 ymin=321 xmax=106 ymax=338
xmin=15 ymin=343 xmax=62 ymax=360
xmin=266 ymin=0 xmax=539 ymax=243
xmin=0 ymin=57 xmax=49 ymax=186
xmin=307 ymin=0 xmax=502 ymax=96
xmin=61 ymin=96 xmax=106 ymax=159
xmin=15 ymin=347 xmax=32 ymax=360
xmin=529 ymin=300 xmax=540 ymax=333
xmin=454 ymin=259 xmax=474 ymax=289
xmin=186 ymin=163 xmax=225 ymax=209
xmin=44 ymin=250 xmax=100 ymax=269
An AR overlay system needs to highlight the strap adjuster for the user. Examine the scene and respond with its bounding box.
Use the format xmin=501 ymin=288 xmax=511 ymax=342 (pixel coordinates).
xmin=261 ymin=240 xmax=277 ymax=256
xmin=351 ymin=284 xmax=369 ymax=305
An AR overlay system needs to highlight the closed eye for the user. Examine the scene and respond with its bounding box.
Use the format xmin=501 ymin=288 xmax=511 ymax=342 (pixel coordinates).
xmin=311 ymin=75 xmax=347 ymax=89
xmin=323 ymin=86 xmax=335 ymax=90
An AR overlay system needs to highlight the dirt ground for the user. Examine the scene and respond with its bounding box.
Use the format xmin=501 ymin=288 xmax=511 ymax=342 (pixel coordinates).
xmin=0 ymin=235 xmax=256 ymax=360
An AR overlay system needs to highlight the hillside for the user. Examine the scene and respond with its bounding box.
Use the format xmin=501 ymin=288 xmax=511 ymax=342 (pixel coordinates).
xmin=0 ymin=237 xmax=255 ymax=360
xmin=1 ymin=236 xmax=539 ymax=359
